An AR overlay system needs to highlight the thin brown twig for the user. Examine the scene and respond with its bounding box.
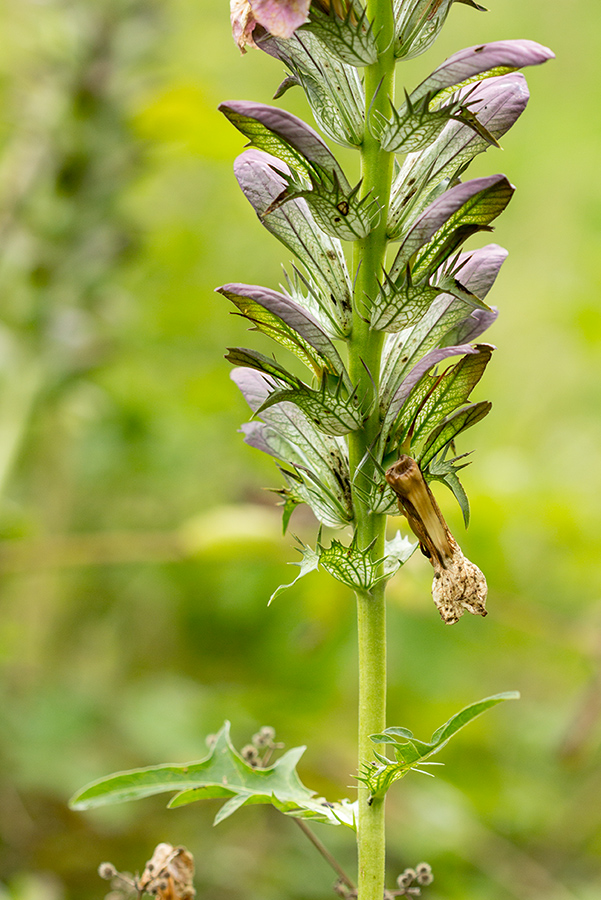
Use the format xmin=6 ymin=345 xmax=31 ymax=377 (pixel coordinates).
xmin=293 ymin=818 xmax=356 ymax=892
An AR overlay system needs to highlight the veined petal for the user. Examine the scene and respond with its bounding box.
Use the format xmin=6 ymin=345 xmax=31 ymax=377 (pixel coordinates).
xmin=252 ymin=0 xmax=312 ymax=38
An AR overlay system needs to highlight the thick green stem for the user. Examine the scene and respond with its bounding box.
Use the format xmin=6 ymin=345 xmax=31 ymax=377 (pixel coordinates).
xmin=348 ymin=2 xmax=396 ymax=900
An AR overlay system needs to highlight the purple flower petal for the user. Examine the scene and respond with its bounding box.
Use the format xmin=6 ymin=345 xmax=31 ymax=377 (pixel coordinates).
xmin=412 ymin=39 xmax=554 ymax=104
xmin=234 ymin=149 xmax=352 ymax=334
xmin=388 ymin=344 xmax=480 ymax=424
xmin=220 ymin=100 xmax=344 ymax=182
xmin=251 ymin=0 xmax=311 ymax=38
xmin=216 ymin=282 xmax=346 ymax=374
xmin=390 ymin=174 xmax=513 ymax=280
xmin=231 ymin=0 xmax=258 ymax=51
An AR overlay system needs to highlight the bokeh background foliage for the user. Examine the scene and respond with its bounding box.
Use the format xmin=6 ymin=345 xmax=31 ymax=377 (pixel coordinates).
xmin=0 ymin=0 xmax=599 ymax=898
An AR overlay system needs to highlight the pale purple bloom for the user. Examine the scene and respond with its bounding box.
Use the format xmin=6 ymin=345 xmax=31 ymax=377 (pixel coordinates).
xmin=231 ymin=0 xmax=311 ymax=51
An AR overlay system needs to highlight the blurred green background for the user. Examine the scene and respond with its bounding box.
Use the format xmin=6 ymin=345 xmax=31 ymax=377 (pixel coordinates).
xmin=0 ymin=0 xmax=599 ymax=898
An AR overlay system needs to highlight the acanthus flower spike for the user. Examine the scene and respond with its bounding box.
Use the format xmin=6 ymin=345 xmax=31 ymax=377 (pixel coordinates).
xmin=385 ymin=455 xmax=487 ymax=624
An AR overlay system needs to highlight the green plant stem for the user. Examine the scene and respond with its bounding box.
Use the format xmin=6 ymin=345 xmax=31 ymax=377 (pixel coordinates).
xmin=347 ymin=2 xmax=396 ymax=900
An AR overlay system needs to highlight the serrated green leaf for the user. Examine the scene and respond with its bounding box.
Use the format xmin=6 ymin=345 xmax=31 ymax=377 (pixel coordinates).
xmin=71 ymin=722 xmax=354 ymax=828
xmin=371 ymin=274 xmax=440 ymax=333
xmin=318 ymin=537 xmax=379 ymax=591
xmin=363 ymin=692 xmax=519 ymax=799
xmin=302 ymin=2 xmax=377 ymax=67
xmin=258 ymin=377 xmax=366 ymax=437
xmin=269 ymin=542 xmax=321 ymax=603
xmin=418 ymin=399 xmax=492 ymax=468
xmin=301 ymin=181 xmax=374 ymax=242
xmin=379 ymin=95 xmax=456 ymax=154
xmin=425 ymin=449 xmax=472 ymax=526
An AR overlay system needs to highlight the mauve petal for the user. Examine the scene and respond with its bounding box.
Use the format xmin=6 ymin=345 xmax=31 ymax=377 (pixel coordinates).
xmin=412 ymin=39 xmax=555 ymax=103
xmin=251 ymin=0 xmax=311 ymax=38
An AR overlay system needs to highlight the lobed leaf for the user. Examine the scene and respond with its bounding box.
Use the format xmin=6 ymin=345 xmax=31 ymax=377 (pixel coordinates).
xmin=70 ymin=722 xmax=355 ymax=828
xmin=362 ymin=692 xmax=519 ymax=800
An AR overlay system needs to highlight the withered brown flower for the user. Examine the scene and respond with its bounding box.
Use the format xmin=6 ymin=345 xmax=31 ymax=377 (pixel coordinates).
xmin=385 ymin=455 xmax=487 ymax=625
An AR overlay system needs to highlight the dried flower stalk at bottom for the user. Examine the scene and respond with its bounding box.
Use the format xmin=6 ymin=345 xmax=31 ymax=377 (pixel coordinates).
xmin=385 ymin=455 xmax=487 ymax=624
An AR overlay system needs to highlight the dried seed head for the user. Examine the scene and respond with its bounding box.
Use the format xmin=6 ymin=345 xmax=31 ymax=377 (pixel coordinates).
xmin=252 ymin=725 xmax=276 ymax=747
xmin=385 ymin=456 xmax=487 ymax=624
xmin=98 ymin=862 xmax=117 ymax=881
xmin=431 ymin=535 xmax=487 ymax=625
xmin=415 ymin=862 xmax=434 ymax=886
xmin=138 ymin=843 xmax=196 ymax=900
xmin=241 ymin=744 xmax=260 ymax=765
xmin=397 ymin=868 xmax=416 ymax=888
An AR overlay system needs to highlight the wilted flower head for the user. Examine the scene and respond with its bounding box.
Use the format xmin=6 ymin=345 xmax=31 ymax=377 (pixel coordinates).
xmin=231 ymin=0 xmax=312 ymax=51
xmin=385 ymin=456 xmax=487 ymax=625
xmin=231 ymin=0 xmax=356 ymax=51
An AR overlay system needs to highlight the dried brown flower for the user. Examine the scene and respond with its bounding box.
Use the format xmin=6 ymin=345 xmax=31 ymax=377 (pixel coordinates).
xmin=385 ymin=455 xmax=487 ymax=624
